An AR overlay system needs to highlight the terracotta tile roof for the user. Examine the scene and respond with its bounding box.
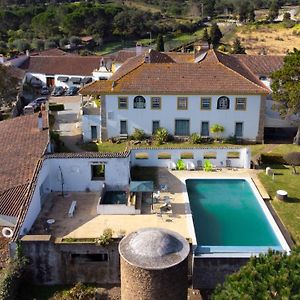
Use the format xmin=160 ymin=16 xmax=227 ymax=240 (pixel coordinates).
xmin=0 ymin=114 xmax=49 ymax=217
xmin=0 ymin=184 xmax=29 ymax=218
xmin=4 ymin=65 xmax=25 ymax=80
xmin=166 ymin=52 xmax=195 ymax=63
xmin=234 ymin=54 xmax=284 ymax=76
xmin=20 ymin=55 xmax=104 ymax=76
xmin=147 ymin=49 xmax=175 ymax=63
xmin=81 ymin=49 xmax=270 ymax=95
xmin=34 ymin=48 xmax=72 ymax=56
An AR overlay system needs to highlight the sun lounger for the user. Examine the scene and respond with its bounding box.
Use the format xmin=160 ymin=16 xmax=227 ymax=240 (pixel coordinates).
xmin=196 ymin=160 xmax=203 ymax=170
xmin=168 ymin=161 xmax=176 ymax=170
xmin=226 ymin=159 xmax=232 ymax=169
xmin=186 ymin=161 xmax=195 ymax=170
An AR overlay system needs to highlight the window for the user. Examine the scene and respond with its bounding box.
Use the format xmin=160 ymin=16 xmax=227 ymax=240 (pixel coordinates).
xmin=91 ymin=164 xmax=105 ymax=180
xmin=151 ymin=97 xmax=161 ymax=109
xmin=152 ymin=121 xmax=160 ymax=134
xmin=177 ymin=97 xmax=188 ymax=110
xmin=118 ymin=97 xmax=128 ymax=109
xmin=201 ymin=98 xmax=211 ymax=110
xmin=235 ymin=122 xmax=243 ymax=138
xmin=120 ymin=120 xmax=127 ymax=134
xmin=201 ymin=121 xmax=209 ymax=136
xmin=133 ymin=95 xmax=146 ymax=109
xmin=217 ymin=96 xmax=230 ymax=110
xmin=175 ymin=119 xmax=190 ymax=136
xmin=235 ymin=98 xmax=247 ymax=110
xmin=71 ymin=253 xmax=108 ymax=262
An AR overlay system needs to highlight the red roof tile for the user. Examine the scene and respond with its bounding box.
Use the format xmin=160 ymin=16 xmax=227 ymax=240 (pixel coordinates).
xmin=20 ymin=55 xmax=104 ymax=76
xmin=81 ymin=49 xmax=270 ymax=95
xmin=0 ymin=114 xmax=49 ymax=217
xmin=234 ymin=54 xmax=284 ymax=76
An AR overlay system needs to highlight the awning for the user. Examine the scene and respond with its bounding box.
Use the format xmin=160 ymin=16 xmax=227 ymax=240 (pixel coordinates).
xmin=81 ymin=77 xmax=92 ymax=84
xmin=70 ymin=77 xmax=82 ymax=84
xmin=129 ymin=181 xmax=154 ymax=192
xmin=57 ymin=76 xmax=69 ymax=82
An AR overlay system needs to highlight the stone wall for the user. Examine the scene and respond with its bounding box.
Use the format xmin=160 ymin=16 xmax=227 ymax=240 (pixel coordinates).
xmin=120 ymin=256 xmax=188 ymax=300
xmin=21 ymin=236 xmax=120 ymax=285
xmin=193 ymin=257 xmax=248 ymax=289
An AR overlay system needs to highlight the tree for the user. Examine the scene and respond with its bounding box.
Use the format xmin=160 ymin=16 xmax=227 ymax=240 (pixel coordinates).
xmin=210 ymin=23 xmax=223 ymax=47
xmin=13 ymin=39 xmax=30 ymax=52
xmin=213 ymin=248 xmax=300 ymax=299
xmin=202 ymin=28 xmax=211 ymax=48
xmin=248 ymin=6 xmax=256 ymax=22
xmin=268 ymin=0 xmax=280 ymax=21
xmin=238 ymin=2 xmax=249 ymax=22
xmin=283 ymin=12 xmax=291 ymax=21
xmin=156 ymin=34 xmax=164 ymax=52
xmin=44 ymin=39 xmax=57 ymax=49
xmin=271 ymin=48 xmax=300 ymax=144
xmin=69 ymin=36 xmax=81 ymax=46
xmin=231 ymin=38 xmax=246 ymax=54
xmin=283 ymin=152 xmax=300 ymax=174
xmin=0 ymin=64 xmax=19 ymax=108
xmin=210 ymin=124 xmax=225 ymax=140
xmin=31 ymin=39 xmax=44 ymax=51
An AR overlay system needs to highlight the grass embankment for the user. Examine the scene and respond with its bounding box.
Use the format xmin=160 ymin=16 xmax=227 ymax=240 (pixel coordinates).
xmin=258 ymin=143 xmax=300 ymax=244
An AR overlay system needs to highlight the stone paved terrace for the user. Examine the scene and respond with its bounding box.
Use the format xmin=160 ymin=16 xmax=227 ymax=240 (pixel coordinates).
xmin=30 ymin=168 xmax=267 ymax=241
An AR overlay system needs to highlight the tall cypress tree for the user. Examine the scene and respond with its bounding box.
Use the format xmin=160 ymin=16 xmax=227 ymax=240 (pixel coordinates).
xmin=210 ymin=23 xmax=223 ymax=47
xmin=156 ymin=34 xmax=164 ymax=52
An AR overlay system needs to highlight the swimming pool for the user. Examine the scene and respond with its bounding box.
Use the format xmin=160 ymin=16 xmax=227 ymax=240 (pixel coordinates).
xmin=102 ymin=191 xmax=127 ymax=205
xmin=186 ymin=179 xmax=289 ymax=255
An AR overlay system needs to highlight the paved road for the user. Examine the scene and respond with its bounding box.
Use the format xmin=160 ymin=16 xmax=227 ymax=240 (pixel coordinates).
xmin=50 ymin=95 xmax=84 ymax=152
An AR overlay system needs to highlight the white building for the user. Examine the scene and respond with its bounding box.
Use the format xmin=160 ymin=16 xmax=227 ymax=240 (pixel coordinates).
xmin=18 ymin=49 xmax=112 ymax=88
xmin=81 ymin=49 xmax=270 ymax=142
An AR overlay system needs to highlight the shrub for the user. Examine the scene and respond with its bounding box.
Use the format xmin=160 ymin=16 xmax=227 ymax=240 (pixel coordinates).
xmin=189 ymin=133 xmax=201 ymax=144
xmin=50 ymin=282 xmax=96 ymax=300
xmin=176 ymin=159 xmax=185 ymax=170
xmin=49 ymin=103 xmax=65 ymax=111
xmin=154 ymin=127 xmax=168 ymax=145
xmin=213 ymin=248 xmax=300 ymax=299
xmin=260 ymin=153 xmax=285 ymax=165
xmin=204 ymin=160 xmax=213 ymax=172
xmin=131 ymin=128 xmax=145 ymax=140
xmin=283 ymin=152 xmax=300 ymax=174
xmin=210 ymin=124 xmax=225 ymax=141
xmin=96 ymin=228 xmax=113 ymax=246
xmin=0 ymin=258 xmax=26 ymax=300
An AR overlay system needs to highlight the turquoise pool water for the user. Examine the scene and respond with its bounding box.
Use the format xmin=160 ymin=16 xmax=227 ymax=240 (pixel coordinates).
xmin=102 ymin=191 xmax=127 ymax=205
xmin=186 ymin=179 xmax=282 ymax=252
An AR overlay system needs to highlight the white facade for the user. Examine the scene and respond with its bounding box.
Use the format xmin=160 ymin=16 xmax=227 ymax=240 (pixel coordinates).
xmin=105 ymin=94 xmax=262 ymax=141
xmin=82 ymin=114 xmax=101 ymax=142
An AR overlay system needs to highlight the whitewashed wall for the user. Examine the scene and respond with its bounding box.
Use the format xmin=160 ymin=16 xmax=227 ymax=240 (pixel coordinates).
xmin=130 ymin=148 xmax=251 ymax=169
xmin=105 ymin=94 xmax=262 ymax=140
xmin=82 ymin=115 xmax=101 ymax=142
xmin=20 ymin=161 xmax=51 ymax=235
xmin=47 ymin=157 xmax=130 ymax=192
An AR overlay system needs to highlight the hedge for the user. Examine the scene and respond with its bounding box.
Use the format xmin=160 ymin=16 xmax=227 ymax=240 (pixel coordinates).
xmin=0 ymin=258 xmax=26 ymax=300
xmin=49 ymin=103 xmax=65 ymax=111
xmin=259 ymin=153 xmax=285 ymax=165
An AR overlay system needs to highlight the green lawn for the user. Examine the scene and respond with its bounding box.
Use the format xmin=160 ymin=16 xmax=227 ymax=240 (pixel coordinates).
xmin=258 ymin=166 xmax=300 ymax=244
xmin=80 ymin=141 xmax=127 ymax=153
xmin=270 ymin=144 xmax=300 ymax=155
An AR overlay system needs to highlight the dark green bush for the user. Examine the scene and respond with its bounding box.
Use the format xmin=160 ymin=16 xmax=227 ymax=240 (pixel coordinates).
xmin=213 ymin=248 xmax=300 ymax=299
xmin=131 ymin=128 xmax=145 ymax=141
xmin=0 ymin=258 xmax=26 ymax=300
xmin=49 ymin=103 xmax=65 ymax=111
xmin=260 ymin=153 xmax=285 ymax=164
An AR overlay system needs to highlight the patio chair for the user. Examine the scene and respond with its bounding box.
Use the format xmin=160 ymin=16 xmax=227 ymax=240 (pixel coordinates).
xmin=186 ymin=161 xmax=195 ymax=171
xmin=226 ymin=159 xmax=232 ymax=170
xmin=168 ymin=161 xmax=176 ymax=170
xmin=196 ymin=160 xmax=203 ymax=170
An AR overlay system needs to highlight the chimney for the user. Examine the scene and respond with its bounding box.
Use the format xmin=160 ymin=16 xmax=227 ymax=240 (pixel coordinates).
xmin=136 ymin=42 xmax=142 ymax=56
xmin=144 ymin=50 xmax=151 ymax=63
xmin=38 ymin=112 xmax=43 ymax=131
xmin=26 ymin=50 xmax=30 ymax=57
xmin=100 ymin=57 xmax=105 ymax=68
xmin=0 ymin=55 xmax=4 ymax=64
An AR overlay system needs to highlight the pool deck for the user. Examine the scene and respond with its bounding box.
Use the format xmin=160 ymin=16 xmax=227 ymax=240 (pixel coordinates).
xmin=30 ymin=168 xmax=269 ymax=241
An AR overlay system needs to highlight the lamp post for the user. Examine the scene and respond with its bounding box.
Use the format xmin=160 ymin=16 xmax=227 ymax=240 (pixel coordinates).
xmin=147 ymin=31 xmax=152 ymax=46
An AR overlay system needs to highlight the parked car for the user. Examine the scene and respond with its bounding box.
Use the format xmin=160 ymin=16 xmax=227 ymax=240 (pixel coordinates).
xmin=28 ymin=97 xmax=48 ymax=109
xmin=40 ymin=86 xmax=50 ymax=95
xmin=51 ymin=86 xmax=65 ymax=96
xmin=65 ymin=86 xmax=79 ymax=96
